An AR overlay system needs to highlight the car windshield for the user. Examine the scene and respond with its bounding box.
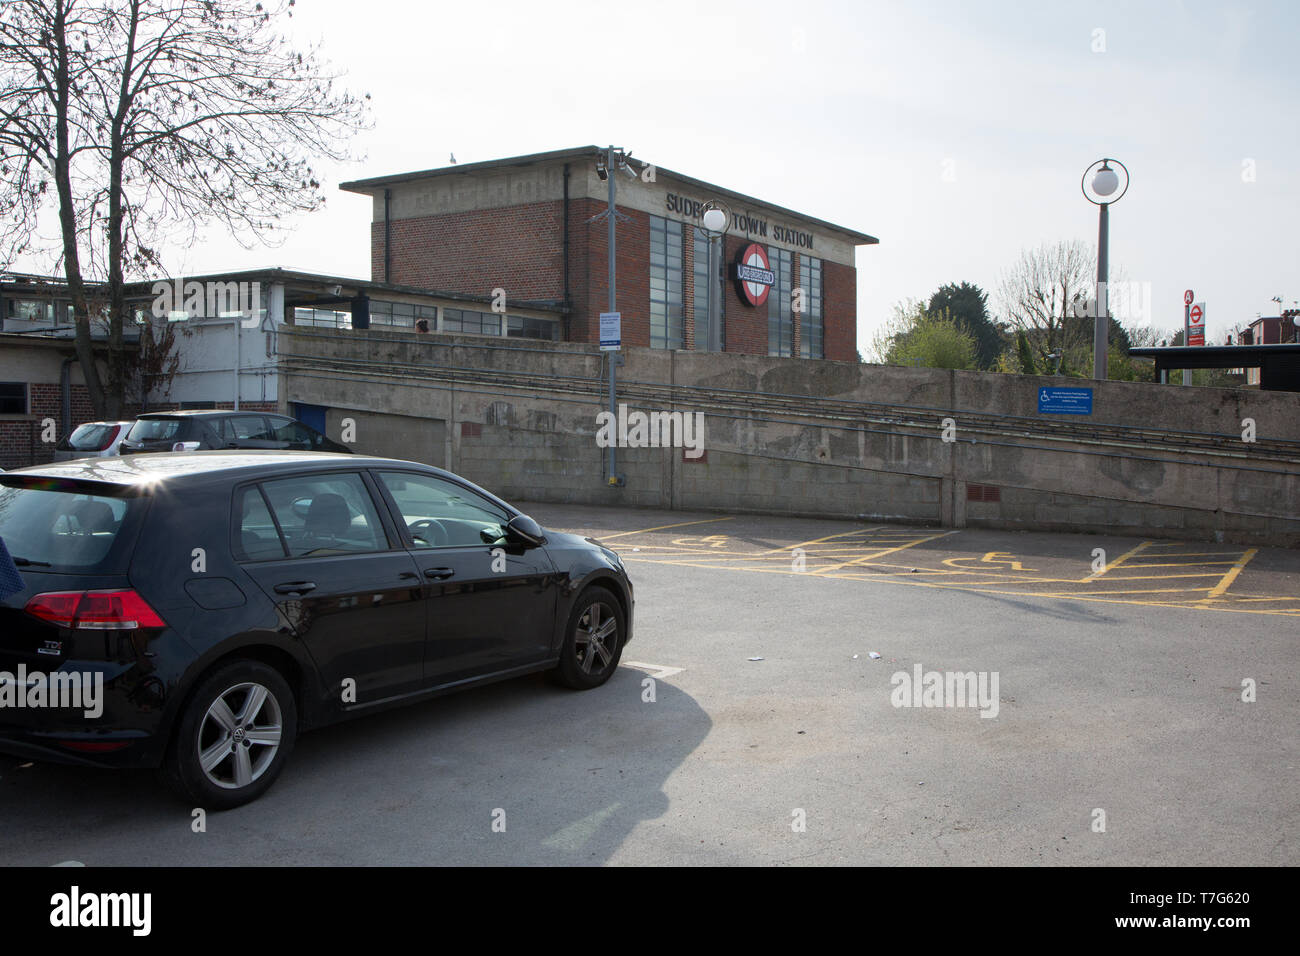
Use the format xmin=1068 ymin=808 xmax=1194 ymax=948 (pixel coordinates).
xmin=67 ymin=423 xmax=118 ymax=450
xmin=0 ymin=481 xmax=144 ymax=571
xmin=128 ymin=419 xmax=183 ymax=441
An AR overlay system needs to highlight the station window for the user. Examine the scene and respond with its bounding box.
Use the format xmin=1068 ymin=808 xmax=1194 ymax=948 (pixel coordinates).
xmin=4 ymin=299 xmax=69 ymax=327
xmin=799 ymin=256 xmax=824 ymax=359
xmin=442 ymin=308 xmax=502 ymax=336
xmin=506 ymin=316 xmax=559 ymax=341
xmin=370 ymin=301 xmax=436 ymax=329
xmin=768 ymin=247 xmax=794 ymax=357
xmin=649 ymin=215 xmax=684 ymax=349
xmin=293 ymin=307 xmax=351 ymax=329
xmin=692 ymin=228 xmax=719 ymax=351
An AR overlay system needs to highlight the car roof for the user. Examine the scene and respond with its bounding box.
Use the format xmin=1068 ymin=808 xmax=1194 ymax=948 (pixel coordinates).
xmin=137 ymin=409 xmax=282 ymax=418
xmin=0 ymin=451 xmax=517 ymax=512
xmin=5 ymin=451 xmax=433 ymax=486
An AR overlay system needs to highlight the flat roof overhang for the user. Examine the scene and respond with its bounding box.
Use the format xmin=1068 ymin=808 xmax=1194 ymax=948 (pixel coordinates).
xmin=1129 ymin=344 xmax=1300 ymax=391
xmin=340 ymin=145 xmax=880 ymax=247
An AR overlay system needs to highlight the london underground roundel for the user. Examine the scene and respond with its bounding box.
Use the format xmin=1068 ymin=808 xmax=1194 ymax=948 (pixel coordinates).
xmin=733 ymin=243 xmax=775 ymax=307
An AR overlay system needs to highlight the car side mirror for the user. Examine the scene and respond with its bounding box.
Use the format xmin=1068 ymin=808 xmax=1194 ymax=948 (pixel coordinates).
xmin=505 ymin=514 xmax=546 ymax=548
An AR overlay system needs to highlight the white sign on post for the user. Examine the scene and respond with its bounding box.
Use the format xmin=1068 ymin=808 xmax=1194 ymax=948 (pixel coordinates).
xmin=599 ymin=311 xmax=621 ymax=351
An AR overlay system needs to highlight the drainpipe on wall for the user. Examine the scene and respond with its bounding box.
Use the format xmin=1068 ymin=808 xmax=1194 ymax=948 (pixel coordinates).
xmin=562 ymin=163 xmax=571 ymax=340
xmin=384 ymin=188 xmax=392 ymax=284
xmin=234 ymin=317 xmax=241 ymax=411
xmin=60 ymin=356 xmax=74 ymax=437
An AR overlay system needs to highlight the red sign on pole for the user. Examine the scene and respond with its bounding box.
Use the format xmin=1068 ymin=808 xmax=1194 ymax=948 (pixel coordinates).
xmin=1188 ymin=302 xmax=1205 ymax=346
xmin=1184 ymin=290 xmax=1194 ymax=306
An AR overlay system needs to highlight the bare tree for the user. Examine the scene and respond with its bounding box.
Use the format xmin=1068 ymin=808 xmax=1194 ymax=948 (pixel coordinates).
xmin=1 ymin=0 xmax=370 ymax=417
xmin=995 ymin=240 xmax=1096 ymax=369
xmin=126 ymin=308 xmax=181 ymax=411
xmin=1 ymin=1 xmax=104 ymax=402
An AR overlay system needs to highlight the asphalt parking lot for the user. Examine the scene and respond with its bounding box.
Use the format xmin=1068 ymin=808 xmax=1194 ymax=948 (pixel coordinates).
xmin=1 ymin=504 xmax=1296 ymax=866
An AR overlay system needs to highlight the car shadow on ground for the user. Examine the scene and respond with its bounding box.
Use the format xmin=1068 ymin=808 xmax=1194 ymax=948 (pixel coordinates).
xmin=0 ymin=665 xmax=711 ymax=866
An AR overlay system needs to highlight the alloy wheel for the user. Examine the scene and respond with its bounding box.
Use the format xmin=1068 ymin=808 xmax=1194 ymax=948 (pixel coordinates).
xmin=196 ymin=681 xmax=284 ymax=790
xmin=574 ymin=601 xmax=618 ymax=675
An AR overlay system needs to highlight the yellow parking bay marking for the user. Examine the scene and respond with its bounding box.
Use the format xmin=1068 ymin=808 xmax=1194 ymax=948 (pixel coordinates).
xmin=1204 ymin=549 xmax=1259 ymax=599
xmin=811 ymin=530 xmax=960 ymax=575
xmin=597 ymin=519 xmax=1292 ymax=617
xmin=1123 ymin=560 xmax=1242 ymax=568
xmin=1084 ymin=540 xmax=1152 ymax=582
xmin=598 ymin=516 xmax=734 ymax=540
xmin=760 ymin=527 xmax=886 ymax=555
xmin=621 ymin=553 xmax=1300 ymax=617
xmin=669 ymin=534 xmax=731 ymax=548
xmin=942 ymin=551 xmax=1038 ymax=572
xmin=1136 ymin=551 xmax=1253 ymax=558
xmin=1096 ymin=572 xmax=1238 ymax=580
xmin=1068 ymin=587 xmax=1213 ymax=596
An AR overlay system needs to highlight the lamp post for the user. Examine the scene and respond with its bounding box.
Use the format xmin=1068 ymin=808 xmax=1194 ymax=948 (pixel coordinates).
xmin=592 ymin=145 xmax=636 ymax=486
xmin=700 ymin=201 xmax=730 ymax=352
xmin=1081 ymin=158 xmax=1129 ymax=380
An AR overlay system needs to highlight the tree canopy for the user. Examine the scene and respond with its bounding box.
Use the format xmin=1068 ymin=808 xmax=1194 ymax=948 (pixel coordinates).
xmin=926 ymin=281 xmax=1006 ymax=370
xmin=0 ymin=0 xmax=371 ymax=416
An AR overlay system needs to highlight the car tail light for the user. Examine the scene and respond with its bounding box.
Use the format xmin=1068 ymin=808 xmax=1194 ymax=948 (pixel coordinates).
xmin=24 ymin=590 xmax=167 ymax=630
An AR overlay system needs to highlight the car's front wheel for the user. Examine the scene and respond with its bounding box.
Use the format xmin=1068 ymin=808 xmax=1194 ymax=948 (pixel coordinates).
xmin=160 ymin=660 xmax=297 ymax=810
xmin=551 ymin=586 xmax=625 ymax=689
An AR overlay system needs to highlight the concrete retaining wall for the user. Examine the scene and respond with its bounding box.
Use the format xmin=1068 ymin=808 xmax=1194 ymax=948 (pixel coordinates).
xmin=277 ymin=327 xmax=1300 ymax=548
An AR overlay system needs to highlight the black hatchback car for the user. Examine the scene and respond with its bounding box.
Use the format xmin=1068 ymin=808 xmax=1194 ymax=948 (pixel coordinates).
xmin=0 ymin=452 xmax=633 ymax=808
xmin=118 ymin=410 xmax=350 ymax=454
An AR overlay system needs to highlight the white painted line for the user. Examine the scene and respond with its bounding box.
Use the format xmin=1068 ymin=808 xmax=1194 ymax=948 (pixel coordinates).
xmin=622 ymin=661 xmax=685 ymax=679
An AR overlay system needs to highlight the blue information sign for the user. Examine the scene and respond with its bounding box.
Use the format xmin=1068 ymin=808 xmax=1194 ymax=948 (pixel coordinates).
xmin=1037 ymin=386 xmax=1093 ymax=415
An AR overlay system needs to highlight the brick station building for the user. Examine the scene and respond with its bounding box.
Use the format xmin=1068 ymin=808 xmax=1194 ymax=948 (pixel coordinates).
xmin=340 ymin=146 xmax=877 ymax=362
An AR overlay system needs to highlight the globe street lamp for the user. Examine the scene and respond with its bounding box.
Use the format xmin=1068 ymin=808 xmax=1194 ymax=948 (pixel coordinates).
xmin=699 ymin=201 xmax=731 ymax=352
xmin=1081 ymin=158 xmax=1129 ymax=380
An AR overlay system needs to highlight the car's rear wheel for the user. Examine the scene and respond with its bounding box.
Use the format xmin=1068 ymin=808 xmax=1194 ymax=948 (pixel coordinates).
xmin=551 ymin=586 xmax=624 ymax=689
xmin=160 ymin=660 xmax=297 ymax=810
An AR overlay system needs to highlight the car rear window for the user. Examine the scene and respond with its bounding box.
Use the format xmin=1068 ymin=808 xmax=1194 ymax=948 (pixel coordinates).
xmin=127 ymin=418 xmax=184 ymax=442
xmin=66 ymin=422 xmax=120 ymax=451
xmin=0 ymin=480 xmax=145 ymax=572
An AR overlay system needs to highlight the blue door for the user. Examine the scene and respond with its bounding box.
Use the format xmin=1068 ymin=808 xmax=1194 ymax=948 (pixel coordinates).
xmin=292 ymin=403 xmax=327 ymax=434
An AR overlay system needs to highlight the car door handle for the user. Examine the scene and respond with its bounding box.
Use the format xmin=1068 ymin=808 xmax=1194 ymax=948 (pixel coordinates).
xmin=423 ymin=567 xmax=455 ymax=580
xmin=273 ymin=581 xmax=317 ymax=595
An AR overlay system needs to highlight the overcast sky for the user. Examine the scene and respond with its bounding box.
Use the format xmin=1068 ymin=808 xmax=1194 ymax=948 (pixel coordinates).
xmin=134 ymin=0 xmax=1300 ymax=353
